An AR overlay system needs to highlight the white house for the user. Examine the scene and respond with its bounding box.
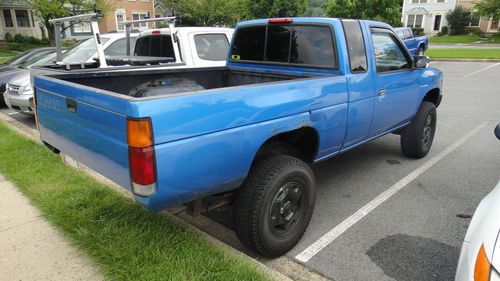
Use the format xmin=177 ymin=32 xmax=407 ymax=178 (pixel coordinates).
xmin=0 ymin=0 xmax=43 ymax=39
xmin=401 ymin=0 xmax=458 ymax=34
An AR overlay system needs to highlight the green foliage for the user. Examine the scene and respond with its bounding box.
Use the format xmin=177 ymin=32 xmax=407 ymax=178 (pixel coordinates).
xmin=305 ymin=0 xmax=327 ymax=16
xmin=27 ymin=0 xmax=114 ymax=44
xmin=4 ymin=32 xmax=12 ymax=42
xmin=441 ymin=26 xmax=448 ymax=34
xmin=163 ymin=0 xmax=246 ymax=26
xmin=412 ymin=27 xmax=424 ymax=35
xmin=468 ymin=27 xmax=483 ymax=36
xmin=0 ymin=123 xmax=272 ymax=281
xmin=475 ymin=0 xmax=500 ymax=20
xmin=324 ymin=0 xmax=403 ymax=26
xmin=428 ymin=34 xmax=480 ymax=44
xmin=446 ymin=7 xmax=471 ymax=35
xmin=246 ymin=0 xmax=308 ymax=18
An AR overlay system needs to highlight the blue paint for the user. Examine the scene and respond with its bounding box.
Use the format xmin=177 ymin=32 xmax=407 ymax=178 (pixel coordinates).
xmin=34 ymin=18 xmax=443 ymax=211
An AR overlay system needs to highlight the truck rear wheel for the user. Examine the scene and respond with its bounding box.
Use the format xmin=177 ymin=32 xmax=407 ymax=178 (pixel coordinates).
xmin=400 ymin=101 xmax=436 ymax=159
xmin=234 ymin=155 xmax=315 ymax=257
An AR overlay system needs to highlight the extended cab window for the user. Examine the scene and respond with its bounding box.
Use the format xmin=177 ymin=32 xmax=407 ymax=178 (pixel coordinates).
xmin=371 ymin=30 xmax=411 ymax=73
xmin=231 ymin=24 xmax=337 ymax=68
xmin=194 ymin=34 xmax=229 ymax=61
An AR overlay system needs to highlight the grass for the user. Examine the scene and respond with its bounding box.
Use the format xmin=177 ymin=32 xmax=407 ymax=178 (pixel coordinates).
xmin=0 ymin=122 xmax=271 ymax=281
xmin=482 ymin=33 xmax=500 ymax=44
xmin=0 ymin=50 xmax=17 ymax=57
xmin=426 ymin=48 xmax=500 ymax=59
xmin=429 ymin=34 xmax=481 ymax=44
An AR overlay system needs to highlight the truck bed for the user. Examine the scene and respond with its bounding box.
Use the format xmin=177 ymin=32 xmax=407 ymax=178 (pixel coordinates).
xmin=51 ymin=67 xmax=306 ymax=98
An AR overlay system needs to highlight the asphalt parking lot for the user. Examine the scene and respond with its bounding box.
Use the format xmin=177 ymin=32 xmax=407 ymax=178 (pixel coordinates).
xmin=1 ymin=61 xmax=499 ymax=281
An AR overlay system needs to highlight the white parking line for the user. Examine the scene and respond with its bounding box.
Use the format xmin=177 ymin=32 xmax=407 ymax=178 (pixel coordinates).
xmin=295 ymin=121 xmax=488 ymax=263
xmin=7 ymin=112 xmax=19 ymax=116
xmin=464 ymin=63 xmax=500 ymax=78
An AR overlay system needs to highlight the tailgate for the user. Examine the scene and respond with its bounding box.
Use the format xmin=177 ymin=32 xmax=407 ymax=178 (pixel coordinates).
xmin=34 ymin=75 xmax=132 ymax=190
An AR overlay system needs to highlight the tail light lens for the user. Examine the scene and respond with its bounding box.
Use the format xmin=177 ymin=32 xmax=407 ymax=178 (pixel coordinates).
xmin=127 ymin=118 xmax=156 ymax=196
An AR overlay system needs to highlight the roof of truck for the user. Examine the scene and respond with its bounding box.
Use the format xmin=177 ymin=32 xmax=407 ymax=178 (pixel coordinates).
xmin=236 ymin=17 xmax=391 ymax=29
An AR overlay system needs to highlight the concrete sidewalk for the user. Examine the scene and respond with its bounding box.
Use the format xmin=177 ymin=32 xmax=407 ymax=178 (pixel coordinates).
xmin=0 ymin=173 xmax=103 ymax=281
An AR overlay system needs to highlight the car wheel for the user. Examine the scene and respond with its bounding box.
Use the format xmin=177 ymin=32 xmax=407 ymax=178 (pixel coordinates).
xmin=418 ymin=46 xmax=425 ymax=56
xmin=401 ymin=101 xmax=437 ymax=159
xmin=234 ymin=155 xmax=315 ymax=257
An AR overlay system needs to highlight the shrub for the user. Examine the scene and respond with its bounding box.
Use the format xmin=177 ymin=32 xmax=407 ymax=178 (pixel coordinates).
xmin=4 ymin=32 xmax=12 ymax=42
xmin=467 ymin=27 xmax=483 ymax=36
xmin=412 ymin=27 xmax=424 ymax=36
xmin=13 ymin=33 xmax=26 ymax=43
xmin=446 ymin=7 xmax=471 ymax=35
xmin=441 ymin=26 xmax=448 ymax=35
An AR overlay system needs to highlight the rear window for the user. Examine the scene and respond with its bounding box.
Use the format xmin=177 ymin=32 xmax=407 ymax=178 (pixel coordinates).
xmin=134 ymin=35 xmax=174 ymax=58
xmin=230 ymin=24 xmax=337 ymax=68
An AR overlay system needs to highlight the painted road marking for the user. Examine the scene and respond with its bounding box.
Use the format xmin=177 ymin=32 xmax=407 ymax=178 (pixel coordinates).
xmin=464 ymin=63 xmax=500 ymax=78
xmin=295 ymin=121 xmax=488 ymax=263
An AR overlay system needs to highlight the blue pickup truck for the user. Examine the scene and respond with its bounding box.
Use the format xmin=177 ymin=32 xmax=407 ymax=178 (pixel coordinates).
xmin=34 ymin=18 xmax=443 ymax=257
xmin=394 ymin=27 xmax=429 ymax=56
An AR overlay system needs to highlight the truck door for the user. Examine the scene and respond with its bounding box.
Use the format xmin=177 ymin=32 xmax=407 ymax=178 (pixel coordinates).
xmin=341 ymin=20 xmax=375 ymax=148
xmin=368 ymin=27 xmax=420 ymax=136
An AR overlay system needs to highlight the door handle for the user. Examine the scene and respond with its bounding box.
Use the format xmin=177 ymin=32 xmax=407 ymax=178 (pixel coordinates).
xmin=378 ymin=89 xmax=386 ymax=96
xmin=66 ymin=98 xmax=77 ymax=113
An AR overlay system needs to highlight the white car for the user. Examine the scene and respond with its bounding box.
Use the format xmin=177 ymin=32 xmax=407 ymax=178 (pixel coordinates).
xmin=134 ymin=27 xmax=233 ymax=68
xmin=455 ymin=124 xmax=500 ymax=281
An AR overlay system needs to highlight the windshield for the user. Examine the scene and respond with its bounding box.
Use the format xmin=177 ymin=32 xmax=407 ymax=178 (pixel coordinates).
xmin=4 ymin=49 xmax=36 ymax=66
xmin=20 ymin=51 xmax=57 ymax=69
xmin=62 ymin=37 xmax=110 ymax=64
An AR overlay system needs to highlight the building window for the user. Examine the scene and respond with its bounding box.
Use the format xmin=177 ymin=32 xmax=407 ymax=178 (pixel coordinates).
xmin=3 ymin=9 xmax=13 ymax=27
xmin=469 ymin=13 xmax=480 ymax=27
xmin=71 ymin=22 xmax=92 ymax=34
xmin=116 ymin=13 xmax=125 ymax=31
xmin=407 ymin=15 xmax=424 ymax=28
xmin=15 ymin=10 xmax=30 ymax=27
xmin=132 ymin=13 xmax=148 ymax=28
xmin=436 ymin=0 xmax=445 ymax=3
xmin=411 ymin=0 xmax=427 ymax=3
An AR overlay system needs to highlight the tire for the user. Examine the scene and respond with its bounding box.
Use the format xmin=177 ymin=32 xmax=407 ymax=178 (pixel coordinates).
xmin=417 ymin=46 xmax=425 ymax=56
xmin=401 ymin=101 xmax=437 ymax=159
xmin=234 ymin=155 xmax=315 ymax=257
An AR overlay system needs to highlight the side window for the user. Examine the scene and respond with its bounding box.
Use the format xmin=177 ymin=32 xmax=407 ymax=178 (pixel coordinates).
xmin=403 ymin=30 xmax=412 ymax=39
xmin=194 ymin=34 xmax=229 ymax=61
xmin=342 ymin=19 xmax=368 ymax=73
xmin=371 ymin=30 xmax=411 ymax=73
xmin=104 ymin=38 xmax=137 ymax=56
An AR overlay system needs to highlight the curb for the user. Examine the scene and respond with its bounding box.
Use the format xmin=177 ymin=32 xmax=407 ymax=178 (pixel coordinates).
xmin=0 ymin=112 xmax=317 ymax=281
xmin=430 ymin=58 xmax=500 ymax=62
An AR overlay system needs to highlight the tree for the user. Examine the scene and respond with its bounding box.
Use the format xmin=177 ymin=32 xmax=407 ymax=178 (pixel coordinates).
xmin=446 ymin=7 xmax=471 ymax=35
xmin=305 ymin=0 xmax=327 ymax=16
xmin=245 ymin=0 xmax=308 ymax=19
xmin=161 ymin=0 xmax=246 ymax=26
xmin=475 ymin=0 xmax=500 ymax=20
xmin=28 ymin=0 xmax=113 ymax=45
xmin=324 ymin=0 xmax=403 ymax=27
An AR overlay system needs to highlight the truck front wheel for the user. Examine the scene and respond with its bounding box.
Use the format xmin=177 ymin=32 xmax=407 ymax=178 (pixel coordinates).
xmin=234 ymin=155 xmax=315 ymax=257
xmin=400 ymin=101 xmax=436 ymax=158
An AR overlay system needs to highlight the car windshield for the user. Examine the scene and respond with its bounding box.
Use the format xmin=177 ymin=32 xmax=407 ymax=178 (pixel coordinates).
xmin=20 ymin=51 xmax=57 ymax=69
xmin=3 ymin=49 xmax=37 ymax=65
xmin=62 ymin=37 xmax=110 ymax=64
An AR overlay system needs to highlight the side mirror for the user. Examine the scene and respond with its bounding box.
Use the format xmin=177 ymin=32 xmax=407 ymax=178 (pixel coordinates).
xmin=414 ymin=55 xmax=430 ymax=68
xmin=495 ymin=123 xmax=500 ymax=140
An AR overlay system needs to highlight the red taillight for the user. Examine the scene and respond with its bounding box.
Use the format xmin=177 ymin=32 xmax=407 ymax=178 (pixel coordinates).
xmin=129 ymin=146 xmax=156 ymax=186
xmin=268 ymin=18 xmax=293 ymax=24
xmin=152 ymin=30 xmax=161 ymax=34
xmin=127 ymin=118 xmax=156 ymax=196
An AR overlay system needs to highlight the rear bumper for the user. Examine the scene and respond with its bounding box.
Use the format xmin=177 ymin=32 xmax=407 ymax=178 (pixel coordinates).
xmin=4 ymin=91 xmax=33 ymax=114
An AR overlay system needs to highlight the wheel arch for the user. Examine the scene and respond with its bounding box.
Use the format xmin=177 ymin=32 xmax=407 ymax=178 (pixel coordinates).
xmin=253 ymin=126 xmax=320 ymax=164
xmin=423 ymin=88 xmax=441 ymax=107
